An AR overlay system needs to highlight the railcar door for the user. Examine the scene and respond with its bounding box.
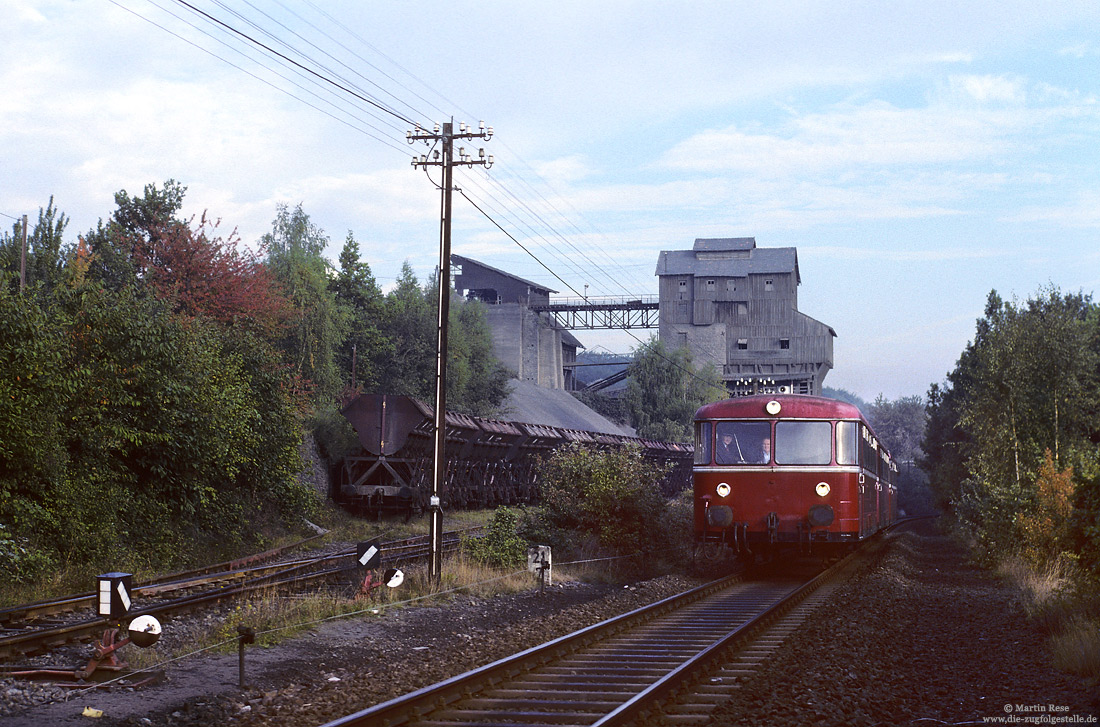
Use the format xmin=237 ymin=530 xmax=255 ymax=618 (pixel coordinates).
xmin=859 ymin=424 xmax=878 ymax=536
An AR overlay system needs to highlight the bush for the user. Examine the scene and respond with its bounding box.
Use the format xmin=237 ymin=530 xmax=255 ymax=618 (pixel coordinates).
xmin=463 ymin=507 xmax=527 ymax=569
xmin=0 ymin=524 xmax=55 ymax=584
xmin=522 ymin=443 xmax=676 ymax=559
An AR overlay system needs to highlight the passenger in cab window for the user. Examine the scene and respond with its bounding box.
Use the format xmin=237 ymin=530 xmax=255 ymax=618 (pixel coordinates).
xmin=757 ymin=435 xmax=771 ymax=464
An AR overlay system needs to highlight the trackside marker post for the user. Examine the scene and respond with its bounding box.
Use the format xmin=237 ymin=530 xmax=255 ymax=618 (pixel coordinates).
xmin=527 ymin=546 xmax=551 ymax=593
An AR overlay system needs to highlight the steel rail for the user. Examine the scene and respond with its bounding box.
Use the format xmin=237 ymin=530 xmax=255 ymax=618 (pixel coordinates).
xmin=318 ymin=523 xmax=914 ymax=727
xmin=0 ymin=532 xmax=328 ymax=626
xmin=0 ymin=528 xmax=476 ymax=661
xmin=319 ymin=572 xmax=746 ymax=727
xmin=592 ymin=544 xmax=877 ymax=726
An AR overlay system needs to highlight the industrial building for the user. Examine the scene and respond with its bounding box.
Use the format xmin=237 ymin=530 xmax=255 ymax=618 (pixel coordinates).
xmin=451 ymin=254 xmax=582 ymax=391
xmin=655 ymin=237 xmax=834 ymax=396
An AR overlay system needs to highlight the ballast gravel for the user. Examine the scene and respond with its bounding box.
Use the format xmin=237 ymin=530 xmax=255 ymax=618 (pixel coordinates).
xmin=2 ymin=519 xmax=1096 ymax=726
xmin=706 ymin=519 xmax=1097 ymax=726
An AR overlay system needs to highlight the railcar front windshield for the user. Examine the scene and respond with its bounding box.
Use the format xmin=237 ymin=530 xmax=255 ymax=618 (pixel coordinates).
xmin=774 ymin=421 xmax=833 ymax=465
xmin=714 ymin=421 xmax=772 ymax=464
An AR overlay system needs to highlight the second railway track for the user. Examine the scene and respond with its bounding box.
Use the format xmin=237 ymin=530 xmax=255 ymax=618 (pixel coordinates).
xmin=0 ymin=527 xmax=479 ymax=664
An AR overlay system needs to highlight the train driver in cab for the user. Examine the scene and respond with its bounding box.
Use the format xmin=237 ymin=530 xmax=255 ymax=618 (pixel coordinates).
xmin=717 ymin=431 xmax=737 ymax=463
xmin=716 ymin=426 xmax=771 ymax=465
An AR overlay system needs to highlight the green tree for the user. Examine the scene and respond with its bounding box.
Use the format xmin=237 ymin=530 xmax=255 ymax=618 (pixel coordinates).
xmin=463 ymin=507 xmax=527 ymax=568
xmin=83 ymin=180 xmax=189 ymax=292
xmin=262 ymin=203 xmax=346 ymax=405
xmin=330 ymin=232 xmax=390 ymax=394
xmin=0 ymin=198 xmax=71 ymax=295
xmin=624 ymin=337 xmax=725 ymax=440
xmin=866 ymin=394 xmax=935 ymax=515
xmin=866 ymin=394 xmax=926 ymax=466
xmin=922 ymin=286 xmax=1100 ymax=563
xmin=0 ymin=280 xmax=69 ymax=549
xmin=447 ymin=296 xmax=512 ymax=416
xmin=823 ymin=386 xmax=868 ymax=412
xmin=0 ymin=188 xmax=315 ymax=573
xmin=380 ymin=262 xmax=435 ymax=400
xmin=920 ymin=380 xmax=972 ymax=512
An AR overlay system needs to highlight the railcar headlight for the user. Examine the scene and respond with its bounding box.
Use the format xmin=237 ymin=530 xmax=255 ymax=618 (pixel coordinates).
xmin=815 ymin=482 xmax=831 ymax=497
xmin=716 ymin=482 xmax=731 ymax=498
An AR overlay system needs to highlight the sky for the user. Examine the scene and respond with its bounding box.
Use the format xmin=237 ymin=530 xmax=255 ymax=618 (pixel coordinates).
xmin=3 ymin=1 xmax=1100 ymax=401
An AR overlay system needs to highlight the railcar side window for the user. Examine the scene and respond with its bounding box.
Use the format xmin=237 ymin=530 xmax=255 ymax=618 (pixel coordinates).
xmin=694 ymin=422 xmax=712 ymax=465
xmin=836 ymin=421 xmax=858 ymax=465
xmin=774 ymin=421 xmax=832 ymax=465
xmin=714 ymin=421 xmax=772 ymax=464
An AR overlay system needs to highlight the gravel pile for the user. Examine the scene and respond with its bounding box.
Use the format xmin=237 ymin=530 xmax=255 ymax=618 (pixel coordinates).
xmin=706 ymin=519 xmax=1098 ymax=726
xmin=0 ymin=679 xmax=68 ymax=716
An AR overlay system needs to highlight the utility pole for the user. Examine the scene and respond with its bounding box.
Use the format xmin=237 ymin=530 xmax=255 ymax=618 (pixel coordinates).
xmin=407 ymin=119 xmax=493 ymax=583
xmin=19 ymin=214 xmax=27 ymax=294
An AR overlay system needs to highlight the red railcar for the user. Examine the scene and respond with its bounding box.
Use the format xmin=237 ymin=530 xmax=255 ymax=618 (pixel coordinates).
xmin=693 ymin=394 xmax=897 ymax=560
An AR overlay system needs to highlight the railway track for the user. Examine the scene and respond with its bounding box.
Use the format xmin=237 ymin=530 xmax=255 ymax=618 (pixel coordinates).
xmin=321 ymin=533 xmax=891 ymax=727
xmin=0 ymin=528 xmax=478 ymax=664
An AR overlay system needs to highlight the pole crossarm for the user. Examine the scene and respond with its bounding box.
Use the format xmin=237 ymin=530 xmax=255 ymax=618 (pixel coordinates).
xmin=409 ymin=121 xmax=494 ymax=171
xmin=530 ymin=296 xmax=660 ymax=330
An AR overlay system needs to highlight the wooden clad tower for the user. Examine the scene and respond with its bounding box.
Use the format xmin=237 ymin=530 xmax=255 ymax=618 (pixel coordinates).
xmin=655 ymin=237 xmax=834 ymax=396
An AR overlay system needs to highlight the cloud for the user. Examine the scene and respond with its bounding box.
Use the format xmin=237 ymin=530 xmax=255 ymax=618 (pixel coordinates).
xmin=1058 ymin=42 xmax=1097 ymax=58
xmin=1009 ymin=189 xmax=1100 ymax=228
xmin=659 ymin=100 xmax=1028 ymax=177
xmin=946 ymin=74 xmax=1028 ymax=104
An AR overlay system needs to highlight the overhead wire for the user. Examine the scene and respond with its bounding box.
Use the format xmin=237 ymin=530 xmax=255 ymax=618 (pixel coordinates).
xmin=457 ymin=187 xmax=727 ymax=390
xmin=165 ymin=0 xmax=416 ymax=137
xmin=113 ymin=0 xmax=411 ymax=153
xmin=203 ymin=0 xmax=648 ymax=298
xmin=168 ymin=0 xmax=417 ymax=126
xmin=117 ymin=0 xmax=665 ymax=352
xmin=137 ymin=0 xmax=642 ymax=300
xmin=213 ymin=0 xmax=425 ymax=130
xmin=270 ymin=0 xmax=443 ymax=123
xmin=452 ymin=171 xmax=596 ymax=288
xmin=480 ymin=142 xmax=656 ymax=294
xmin=462 ymin=166 xmax=646 ymax=297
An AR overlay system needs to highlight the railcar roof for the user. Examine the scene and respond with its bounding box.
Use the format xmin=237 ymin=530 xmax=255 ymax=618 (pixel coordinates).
xmin=695 ymin=394 xmax=865 ymax=421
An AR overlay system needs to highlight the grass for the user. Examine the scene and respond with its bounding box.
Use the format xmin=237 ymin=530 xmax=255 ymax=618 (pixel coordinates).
xmin=310 ymin=502 xmax=495 ymax=544
xmin=8 ymin=501 xmax=669 ymax=678
xmin=123 ymin=549 xmax=547 ymax=671
xmin=0 ymin=503 xmax=494 ymax=609
xmin=998 ymin=554 xmax=1100 ymax=680
xmin=1050 ymin=615 xmax=1100 ymax=677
